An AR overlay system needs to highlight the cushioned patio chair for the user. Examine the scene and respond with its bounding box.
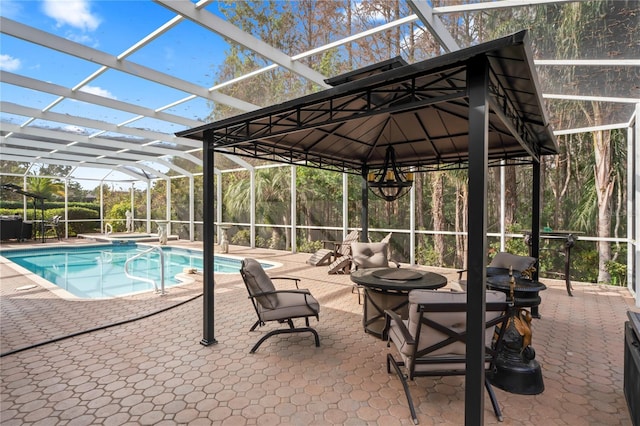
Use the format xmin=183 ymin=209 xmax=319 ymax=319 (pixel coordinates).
xmin=240 ymin=258 xmax=320 ymax=353
xmin=457 ymin=252 xmax=537 ymax=290
xmin=307 ymin=229 xmax=359 ymax=267
xmin=349 ymin=240 xmax=402 ymax=303
xmin=384 ymin=289 xmax=510 ymax=424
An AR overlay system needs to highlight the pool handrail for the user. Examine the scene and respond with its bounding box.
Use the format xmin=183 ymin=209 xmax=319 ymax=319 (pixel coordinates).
xmin=124 ymin=246 xmax=166 ymax=295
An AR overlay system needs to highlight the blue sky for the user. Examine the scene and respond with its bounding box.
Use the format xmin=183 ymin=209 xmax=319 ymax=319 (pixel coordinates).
xmin=0 ymin=0 xmax=231 ymax=135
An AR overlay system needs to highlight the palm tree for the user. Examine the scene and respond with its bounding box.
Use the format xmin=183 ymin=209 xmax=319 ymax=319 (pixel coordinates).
xmin=224 ymin=167 xmax=291 ymax=249
xmin=27 ymin=176 xmax=64 ymax=201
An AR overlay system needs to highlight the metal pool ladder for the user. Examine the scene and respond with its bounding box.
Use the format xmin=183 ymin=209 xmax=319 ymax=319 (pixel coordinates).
xmin=124 ymin=246 xmax=166 ymax=295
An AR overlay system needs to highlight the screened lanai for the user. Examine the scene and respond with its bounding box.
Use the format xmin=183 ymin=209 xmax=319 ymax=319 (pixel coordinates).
xmin=0 ymin=1 xmax=639 ymax=424
xmin=1 ymin=0 xmax=637 ymax=298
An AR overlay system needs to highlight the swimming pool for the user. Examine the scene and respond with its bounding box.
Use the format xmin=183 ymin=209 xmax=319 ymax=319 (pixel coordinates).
xmin=0 ymin=244 xmax=276 ymax=299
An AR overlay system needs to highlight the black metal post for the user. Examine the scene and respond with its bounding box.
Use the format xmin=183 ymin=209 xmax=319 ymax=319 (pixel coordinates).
xmin=465 ymin=55 xmax=490 ymax=426
xmin=201 ymin=132 xmax=218 ymax=346
xmin=531 ymin=161 xmax=541 ymax=282
xmin=530 ymin=161 xmax=542 ymax=317
xmin=361 ymin=171 xmax=369 ymax=242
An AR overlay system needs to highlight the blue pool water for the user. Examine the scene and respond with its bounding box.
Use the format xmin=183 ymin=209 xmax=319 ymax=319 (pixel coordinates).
xmin=0 ymin=244 xmax=273 ymax=299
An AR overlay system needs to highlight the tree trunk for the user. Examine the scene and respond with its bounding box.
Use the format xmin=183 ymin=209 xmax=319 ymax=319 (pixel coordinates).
xmin=415 ymin=173 xmax=424 ymax=230
xmin=593 ymin=125 xmax=613 ymax=283
xmin=504 ymin=163 xmax=516 ymax=229
xmin=455 ymin=178 xmax=468 ymax=269
xmin=431 ymin=172 xmax=445 ymax=266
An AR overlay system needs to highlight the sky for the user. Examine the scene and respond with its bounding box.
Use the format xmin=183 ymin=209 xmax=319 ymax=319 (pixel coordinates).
xmin=0 ymin=0 xmax=230 ymax=134
xmin=0 ymin=0 xmax=234 ymax=186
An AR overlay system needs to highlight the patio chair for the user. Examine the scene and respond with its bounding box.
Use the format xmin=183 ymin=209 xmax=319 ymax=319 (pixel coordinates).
xmin=307 ymin=229 xmax=359 ymax=267
xmin=240 ymin=258 xmax=320 ymax=353
xmin=384 ymin=289 xmax=510 ymax=424
xmin=350 ymin=240 xmax=401 ymax=303
xmin=457 ymin=252 xmax=536 ymax=290
xmin=44 ymin=215 xmax=62 ymax=240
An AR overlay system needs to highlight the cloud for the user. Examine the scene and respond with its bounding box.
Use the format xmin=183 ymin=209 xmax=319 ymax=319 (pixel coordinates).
xmin=0 ymin=54 xmax=22 ymax=71
xmin=63 ymin=125 xmax=87 ymax=134
xmin=79 ymin=85 xmax=116 ymax=99
xmin=67 ymin=33 xmax=99 ymax=48
xmin=42 ymin=0 xmax=101 ymax=32
xmin=0 ymin=1 xmax=23 ymax=19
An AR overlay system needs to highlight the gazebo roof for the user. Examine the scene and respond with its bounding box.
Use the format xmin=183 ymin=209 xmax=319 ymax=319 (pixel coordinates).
xmin=179 ymin=30 xmax=558 ymax=175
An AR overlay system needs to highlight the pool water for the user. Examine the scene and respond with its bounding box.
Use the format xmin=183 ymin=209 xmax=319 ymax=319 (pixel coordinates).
xmin=0 ymin=244 xmax=272 ymax=299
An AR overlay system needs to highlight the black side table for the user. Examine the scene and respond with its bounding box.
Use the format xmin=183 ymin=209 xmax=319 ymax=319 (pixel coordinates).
xmin=486 ymin=275 xmax=547 ymax=318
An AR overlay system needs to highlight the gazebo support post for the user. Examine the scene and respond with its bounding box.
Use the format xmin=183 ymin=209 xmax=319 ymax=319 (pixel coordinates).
xmin=531 ymin=161 xmax=541 ymax=282
xmin=201 ymin=132 xmax=218 ymax=346
xmin=361 ymin=172 xmax=369 ymax=242
xmin=465 ymin=55 xmax=490 ymax=426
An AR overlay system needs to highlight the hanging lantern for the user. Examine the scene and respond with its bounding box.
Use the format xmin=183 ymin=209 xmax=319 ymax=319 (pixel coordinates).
xmin=366 ymin=146 xmax=414 ymax=202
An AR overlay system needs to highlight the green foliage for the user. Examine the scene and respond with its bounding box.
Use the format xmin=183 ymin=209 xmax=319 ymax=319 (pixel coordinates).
xmin=415 ymin=244 xmax=439 ymax=267
xmin=606 ymin=260 xmax=627 ymax=286
xmin=0 ymin=209 xmax=24 ymax=216
xmin=231 ymin=229 xmax=251 ymax=245
xmin=26 ymin=176 xmax=64 ymax=201
xmin=297 ymin=239 xmax=323 ymax=254
xmin=65 ymin=207 xmax=100 ymax=235
xmin=106 ymin=202 xmax=131 ymax=233
xmin=231 ymin=229 xmax=270 ymax=249
xmin=569 ymin=249 xmax=599 ymax=283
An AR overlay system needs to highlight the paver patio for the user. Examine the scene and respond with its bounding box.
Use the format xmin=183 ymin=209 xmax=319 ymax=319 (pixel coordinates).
xmin=1 ymin=240 xmax=637 ymax=425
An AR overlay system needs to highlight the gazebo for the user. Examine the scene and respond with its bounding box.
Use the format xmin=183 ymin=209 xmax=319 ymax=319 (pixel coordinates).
xmin=180 ymin=30 xmax=557 ymax=424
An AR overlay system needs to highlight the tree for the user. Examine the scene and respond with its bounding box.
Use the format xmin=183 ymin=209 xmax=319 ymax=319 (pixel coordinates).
xmin=222 ymin=167 xmax=291 ymax=249
xmin=26 ymin=176 xmax=64 ymax=201
xmin=431 ymin=172 xmax=445 ymax=265
xmin=479 ymin=0 xmax=638 ymax=282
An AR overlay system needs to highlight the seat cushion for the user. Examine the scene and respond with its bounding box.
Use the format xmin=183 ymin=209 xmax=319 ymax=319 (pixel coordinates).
xmin=258 ymin=292 xmax=320 ymax=322
xmin=351 ymin=242 xmax=389 ymax=269
xmin=241 ymin=258 xmax=278 ymax=309
xmin=489 ymin=252 xmax=536 ymax=273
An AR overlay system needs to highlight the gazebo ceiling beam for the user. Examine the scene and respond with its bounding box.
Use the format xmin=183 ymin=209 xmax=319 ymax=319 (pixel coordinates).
xmin=210 ymin=91 xmax=466 ymax=148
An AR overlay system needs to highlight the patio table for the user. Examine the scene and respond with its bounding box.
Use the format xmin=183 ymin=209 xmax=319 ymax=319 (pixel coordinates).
xmin=350 ymin=267 xmax=447 ymax=338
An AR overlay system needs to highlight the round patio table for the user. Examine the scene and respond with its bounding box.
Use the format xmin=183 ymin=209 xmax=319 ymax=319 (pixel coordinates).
xmin=350 ymin=267 xmax=447 ymax=338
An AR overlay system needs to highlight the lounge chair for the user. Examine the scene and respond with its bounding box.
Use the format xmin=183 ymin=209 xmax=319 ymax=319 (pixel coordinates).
xmin=384 ymin=289 xmax=510 ymax=424
xmin=240 ymin=258 xmax=320 ymax=353
xmin=306 ymin=229 xmax=358 ymax=266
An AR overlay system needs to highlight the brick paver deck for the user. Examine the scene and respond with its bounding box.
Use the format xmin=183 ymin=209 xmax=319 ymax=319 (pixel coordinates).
xmin=1 ymin=239 xmax=637 ymax=425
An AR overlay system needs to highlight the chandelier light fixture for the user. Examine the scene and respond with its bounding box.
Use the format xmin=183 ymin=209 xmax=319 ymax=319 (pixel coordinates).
xmin=366 ymin=146 xmax=414 ymax=202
